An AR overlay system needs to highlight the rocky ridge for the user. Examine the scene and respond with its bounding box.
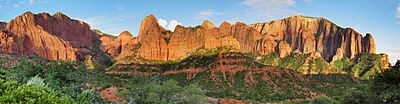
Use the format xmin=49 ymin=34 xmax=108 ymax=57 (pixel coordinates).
xmin=250 ymin=16 xmax=376 ymax=61
xmin=133 ymin=15 xmax=379 ymax=63
xmin=0 ymin=12 xmax=99 ymax=61
xmin=0 ymin=12 xmax=386 ymax=67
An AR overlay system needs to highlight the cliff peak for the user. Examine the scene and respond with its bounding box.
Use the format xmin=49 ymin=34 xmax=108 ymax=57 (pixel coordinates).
xmin=201 ymin=20 xmax=216 ymax=29
xmin=219 ymin=21 xmax=232 ymax=28
xmin=118 ymin=31 xmax=134 ymax=39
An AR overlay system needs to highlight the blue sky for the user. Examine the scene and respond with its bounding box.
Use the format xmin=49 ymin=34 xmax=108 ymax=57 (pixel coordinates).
xmin=0 ymin=0 xmax=399 ymax=63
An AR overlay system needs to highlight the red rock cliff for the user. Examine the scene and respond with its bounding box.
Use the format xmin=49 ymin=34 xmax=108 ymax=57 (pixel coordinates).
xmin=250 ymin=15 xmax=376 ymax=61
xmin=136 ymin=15 xmax=261 ymax=61
xmin=134 ymin=15 xmax=377 ymax=61
xmin=0 ymin=12 xmax=99 ymax=61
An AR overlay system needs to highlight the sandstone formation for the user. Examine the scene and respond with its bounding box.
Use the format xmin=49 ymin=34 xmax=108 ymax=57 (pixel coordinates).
xmin=136 ymin=15 xmax=261 ymax=61
xmin=137 ymin=15 xmax=169 ymax=60
xmin=99 ymin=31 xmax=138 ymax=58
xmin=250 ymin=15 xmax=376 ymax=61
xmin=254 ymin=37 xmax=277 ymax=55
xmin=380 ymin=53 xmax=391 ymax=69
xmin=0 ymin=11 xmax=99 ymax=61
xmin=363 ymin=33 xmax=376 ymax=54
xmin=276 ymin=41 xmax=291 ymax=58
xmin=132 ymin=15 xmax=379 ymax=62
xmin=0 ymin=12 xmax=381 ymax=64
xmin=99 ymin=34 xmax=120 ymax=56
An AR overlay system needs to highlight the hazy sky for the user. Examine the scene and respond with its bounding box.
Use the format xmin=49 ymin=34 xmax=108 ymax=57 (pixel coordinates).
xmin=0 ymin=0 xmax=399 ymax=63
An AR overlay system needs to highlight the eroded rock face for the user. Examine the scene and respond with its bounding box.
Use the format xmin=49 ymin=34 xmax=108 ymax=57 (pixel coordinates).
xmin=33 ymin=12 xmax=97 ymax=48
xmin=1 ymin=12 xmax=79 ymax=60
xmin=250 ymin=15 xmax=376 ymax=61
xmin=231 ymin=22 xmax=261 ymax=52
xmin=380 ymin=53 xmax=391 ymax=69
xmin=201 ymin=20 xmax=216 ymax=29
xmin=254 ymin=36 xmax=277 ymax=55
xmin=137 ymin=15 xmax=169 ymax=61
xmin=134 ymin=15 xmax=377 ymax=61
xmin=363 ymin=33 xmax=376 ymax=53
xmin=0 ymin=12 xmax=99 ymax=61
xmin=331 ymin=47 xmax=344 ymax=62
xmin=136 ymin=17 xmax=259 ymax=61
xmin=0 ymin=22 xmax=6 ymax=30
xmin=276 ymin=41 xmax=291 ymax=58
xmin=168 ymin=25 xmax=205 ymax=60
xmin=99 ymin=31 xmax=139 ymax=58
xmin=0 ymin=12 xmax=380 ymax=63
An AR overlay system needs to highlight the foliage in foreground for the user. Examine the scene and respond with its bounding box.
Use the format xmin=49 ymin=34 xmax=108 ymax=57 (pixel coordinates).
xmin=342 ymin=60 xmax=400 ymax=103
xmin=1 ymin=59 xmax=104 ymax=103
xmin=0 ymin=79 xmax=74 ymax=103
xmin=118 ymin=77 xmax=208 ymax=104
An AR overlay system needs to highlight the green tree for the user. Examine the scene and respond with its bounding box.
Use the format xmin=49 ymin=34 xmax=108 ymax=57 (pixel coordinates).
xmin=0 ymin=80 xmax=74 ymax=104
xmin=8 ymin=60 xmax=44 ymax=83
xmin=370 ymin=60 xmax=400 ymax=103
xmin=342 ymin=60 xmax=400 ymax=104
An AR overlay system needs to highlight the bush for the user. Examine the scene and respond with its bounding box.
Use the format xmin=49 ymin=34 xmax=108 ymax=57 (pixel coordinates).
xmin=331 ymin=57 xmax=353 ymax=71
xmin=312 ymin=96 xmax=339 ymax=104
xmin=6 ymin=60 xmax=91 ymax=99
xmin=351 ymin=53 xmax=383 ymax=80
xmin=76 ymin=90 xmax=104 ymax=104
xmin=0 ymin=80 xmax=74 ymax=104
xmin=26 ymin=75 xmax=48 ymax=87
xmin=119 ymin=79 xmax=207 ymax=104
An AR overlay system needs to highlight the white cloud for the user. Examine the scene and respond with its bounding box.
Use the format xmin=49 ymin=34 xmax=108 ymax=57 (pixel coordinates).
xmin=241 ymin=0 xmax=300 ymax=19
xmin=158 ymin=18 xmax=168 ymax=28
xmin=196 ymin=9 xmax=220 ymax=19
xmin=156 ymin=19 xmax=182 ymax=31
xmin=167 ymin=20 xmax=181 ymax=31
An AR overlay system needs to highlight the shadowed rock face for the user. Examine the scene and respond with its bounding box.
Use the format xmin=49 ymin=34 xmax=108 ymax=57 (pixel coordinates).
xmin=250 ymin=15 xmax=376 ymax=61
xmin=380 ymin=53 xmax=391 ymax=69
xmin=0 ymin=12 xmax=99 ymax=61
xmin=0 ymin=22 xmax=6 ymax=30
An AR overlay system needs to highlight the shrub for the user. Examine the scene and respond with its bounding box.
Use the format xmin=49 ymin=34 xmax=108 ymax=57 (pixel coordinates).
xmin=119 ymin=79 xmax=207 ymax=104
xmin=26 ymin=75 xmax=48 ymax=87
xmin=76 ymin=90 xmax=104 ymax=104
xmin=0 ymin=80 xmax=74 ymax=104
xmin=312 ymin=96 xmax=339 ymax=104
